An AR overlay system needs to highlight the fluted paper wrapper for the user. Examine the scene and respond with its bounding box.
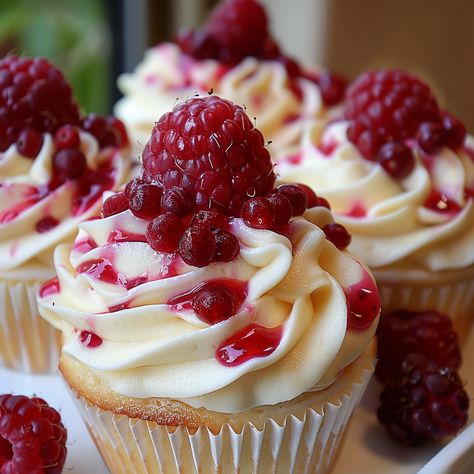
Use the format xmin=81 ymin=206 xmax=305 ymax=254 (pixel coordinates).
xmin=0 ymin=279 xmax=61 ymax=373
xmin=377 ymin=275 xmax=474 ymax=342
xmin=69 ymin=363 xmax=374 ymax=474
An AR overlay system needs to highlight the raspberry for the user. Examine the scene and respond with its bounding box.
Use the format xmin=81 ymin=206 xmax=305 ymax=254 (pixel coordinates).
xmin=377 ymin=354 xmax=469 ymax=446
xmin=190 ymin=209 xmax=226 ymax=229
xmin=178 ymin=0 xmax=270 ymax=65
xmin=276 ymin=184 xmax=308 ymax=216
xmin=124 ymin=177 xmax=145 ymax=199
xmin=142 ymin=96 xmax=275 ymax=216
xmin=0 ymin=394 xmax=67 ymax=473
xmin=179 ymin=225 xmax=216 ymax=267
xmin=242 ymin=197 xmax=275 ymax=229
xmin=296 ymin=183 xmax=318 ymax=208
xmin=213 ymin=228 xmax=240 ymax=262
xmin=345 ymin=70 xmax=440 ymax=160
xmin=317 ymin=72 xmax=347 ymax=106
xmin=16 ymin=128 xmax=43 ymax=158
xmin=102 ymin=192 xmax=129 ymax=218
xmin=52 ymin=148 xmax=87 ymax=180
xmin=441 ymin=113 xmax=466 ymax=148
xmin=376 ymin=310 xmax=461 ymax=383
xmin=79 ymin=330 xmax=102 ymax=348
xmin=54 ymin=125 xmax=80 ymax=150
xmin=161 ymin=186 xmax=191 ymax=216
xmin=322 ymin=223 xmax=351 ymax=250
xmin=82 ymin=114 xmax=128 ymax=149
xmin=0 ymin=56 xmax=80 ymax=154
xmin=377 ymin=142 xmax=415 ymax=179
xmin=417 ymin=122 xmax=445 ymax=154
xmin=146 ymin=213 xmax=185 ymax=253
xmin=266 ymin=193 xmax=291 ymax=228
xmin=127 ymin=183 xmax=162 ymax=219
xmin=192 ymin=283 xmax=236 ymax=324
xmin=314 ymin=196 xmax=331 ymax=210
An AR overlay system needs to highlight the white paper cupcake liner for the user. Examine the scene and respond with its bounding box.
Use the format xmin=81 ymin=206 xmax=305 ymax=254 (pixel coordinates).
xmin=376 ymin=276 xmax=474 ymax=340
xmin=0 ymin=279 xmax=61 ymax=373
xmin=68 ymin=361 xmax=374 ymax=474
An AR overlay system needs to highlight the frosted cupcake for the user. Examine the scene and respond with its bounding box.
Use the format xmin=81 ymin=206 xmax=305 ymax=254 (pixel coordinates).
xmin=0 ymin=55 xmax=130 ymax=372
xmin=39 ymin=96 xmax=379 ymax=473
xmin=279 ymin=70 xmax=474 ymax=337
xmin=115 ymin=0 xmax=345 ymax=158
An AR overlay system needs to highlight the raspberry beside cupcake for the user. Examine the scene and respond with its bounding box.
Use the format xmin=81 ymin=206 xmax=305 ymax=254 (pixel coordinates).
xmin=0 ymin=55 xmax=131 ymax=372
xmin=39 ymin=95 xmax=380 ymax=473
xmin=278 ymin=69 xmax=474 ymax=338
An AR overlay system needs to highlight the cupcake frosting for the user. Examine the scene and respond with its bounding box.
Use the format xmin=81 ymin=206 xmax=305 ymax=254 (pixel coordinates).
xmin=278 ymin=121 xmax=474 ymax=273
xmin=115 ymin=43 xmax=325 ymax=157
xmin=0 ymin=132 xmax=129 ymax=278
xmin=38 ymin=204 xmax=379 ymax=413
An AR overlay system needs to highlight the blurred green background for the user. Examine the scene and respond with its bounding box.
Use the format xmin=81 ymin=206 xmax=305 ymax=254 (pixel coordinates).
xmin=0 ymin=0 xmax=110 ymax=115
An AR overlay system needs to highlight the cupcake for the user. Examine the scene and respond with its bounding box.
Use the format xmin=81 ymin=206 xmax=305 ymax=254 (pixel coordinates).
xmin=115 ymin=0 xmax=345 ymax=158
xmin=0 ymin=55 xmax=130 ymax=372
xmin=278 ymin=69 xmax=474 ymax=337
xmin=39 ymin=95 xmax=379 ymax=473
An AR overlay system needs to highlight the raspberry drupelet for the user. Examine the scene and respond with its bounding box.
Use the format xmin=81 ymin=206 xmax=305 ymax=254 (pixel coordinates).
xmin=0 ymin=394 xmax=67 ymax=473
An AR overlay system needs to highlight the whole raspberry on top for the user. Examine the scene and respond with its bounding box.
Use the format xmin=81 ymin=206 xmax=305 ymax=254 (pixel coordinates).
xmin=344 ymin=70 xmax=466 ymax=165
xmin=142 ymin=95 xmax=275 ymax=216
xmin=0 ymin=56 xmax=80 ymax=153
xmin=177 ymin=0 xmax=274 ymax=64
xmin=377 ymin=354 xmax=469 ymax=446
xmin=0 ymin=394 xmax=67 ymax=473
xmin=376 ymin=310 xmax=461 ymax=383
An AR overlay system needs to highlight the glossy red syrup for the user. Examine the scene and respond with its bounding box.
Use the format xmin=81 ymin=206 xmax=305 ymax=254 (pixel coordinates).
xmin=285 ymin=153 xmax=302 ymax=165
xmin=424 ymin=190 xmax=462 ymax=214
xmin=344 ymin=272 xmax=380 ymax=331
xmin=79 ymin=330 xmax=102 ymax=348
xmin=158 ymin=254 xmax=181 ymax=279
xmin=168 ymin=279 xmax=247 ymax=312
xmin=77 ymin=258 xmax=118 ymax=284
xmin=318 ymin=139 xmax=338 ymax=156
xmin=39 ymin=277 xmax=60 ymax=298
xmin=108 ymin=300 xmax=131 ymax=312
xmin=345 ymin=202 xmax=367 ymax=218
xmin=125 ymin=276 xmax=148 ymax=290
xmin=35 ymin=216 xmax=58 ymax=233
xmin=216 ymin=323 xmax=283 ymax=366
xmin=0 ymin=197 xmax=39 ymax=224
xmin=72 ymin=237 xmax=97 ymax=254
xmin=107 ymin=229 xmax=148 ymax=244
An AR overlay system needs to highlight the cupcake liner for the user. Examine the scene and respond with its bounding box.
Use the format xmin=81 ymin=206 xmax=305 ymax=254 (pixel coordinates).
xmin=0 ymin=278 xmax=61 ymax=373
xmin=68 ymin=362 xmax=374 ymax=474
xmin=376 ymin=275 xmax=474 ymax=340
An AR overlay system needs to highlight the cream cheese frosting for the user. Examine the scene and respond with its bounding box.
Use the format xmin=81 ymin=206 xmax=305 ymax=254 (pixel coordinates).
xmin=278 ymin=121 xmax=474 ymax=273
xmin=115 ymin=43 xmax=326 ymax=158
xmin=38 ymin=204 xmax=379 ymax=413
xmin=0 ymin=132 xmax=129 ymax=279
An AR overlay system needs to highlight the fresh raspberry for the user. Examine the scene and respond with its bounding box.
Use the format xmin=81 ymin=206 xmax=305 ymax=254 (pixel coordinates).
xmin=377 ymin=142 xmax=415 ymax=179
xmin=242 ymin=197 xmax=275 ymax=229
xmin=377 ymin=354 xmax=469 ymax=446
xmin=322 ymin=223 xmax=352 ymax=250
xmin=142 ymin=96 xmax=275 ymax=216
xmin=161 ymin=186 xmax=191 ymax=216
xmin=127 ymin=183 xmax=162 ymax=219
xmin=0 ymin=394 xmax=67 ymax=473
xmin=345 ymin=70 xmax=440 ymax=160
xmin=212 ymin=228 xmax=240 ymax=261
xmin=376 ymin=310 xmax=461 ymax=383
xmin=314 ymin=196 xmax=331 ymax=209
xmin=82 ymin=114 xmax=128 ymax=149
xmin=317 ymin=72 xmax=347 ymax=106
xmin=276 ymin=184 xmax=308 ymax=216
xmin=0 ymin=56 xmax=80 ymax=154
xmin=178 ymin=0 xmax=270 ymax=65
xmin=441 ymin=113 xmax=466 ymax=149
xmin=146 ymin=213 xmax=185 ymax=253
xmin=52 ymin=148 xmax=87 ymax=180
xmin=266 ymin=193 xmax=291 ymax=228
xmin=192 ymin=283 xmax=237 ymax=324
xmin=190 ymin=209 xmax=226 ymax=229
xmin=102 ymin=192 xmax=129 ymax=218
xmin=54 ymin=125 xmax=80 ymax=150
xmin=417 ymin=121 xmax=445 ymax=154
xmin=16 ymin=128 xmax=43 ymax=158
xmin=296 ymin=183 xmax=319 ymax=208
xmin=179 ymin=225 xmax=216 ymax=267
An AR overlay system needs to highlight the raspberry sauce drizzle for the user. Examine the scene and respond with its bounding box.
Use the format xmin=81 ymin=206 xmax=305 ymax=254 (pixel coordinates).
xmin=424 ymin=190 xmax=462 ymax=214
xmin=216 ymin=324 xmax=283 ymax=366
xmin=39 ymin=277 xmax=60 ymax=298
xmin=344 ymin=272 xmax=380 ymax=331
xmin=107 ymin=229 xmax=148 ymax=244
